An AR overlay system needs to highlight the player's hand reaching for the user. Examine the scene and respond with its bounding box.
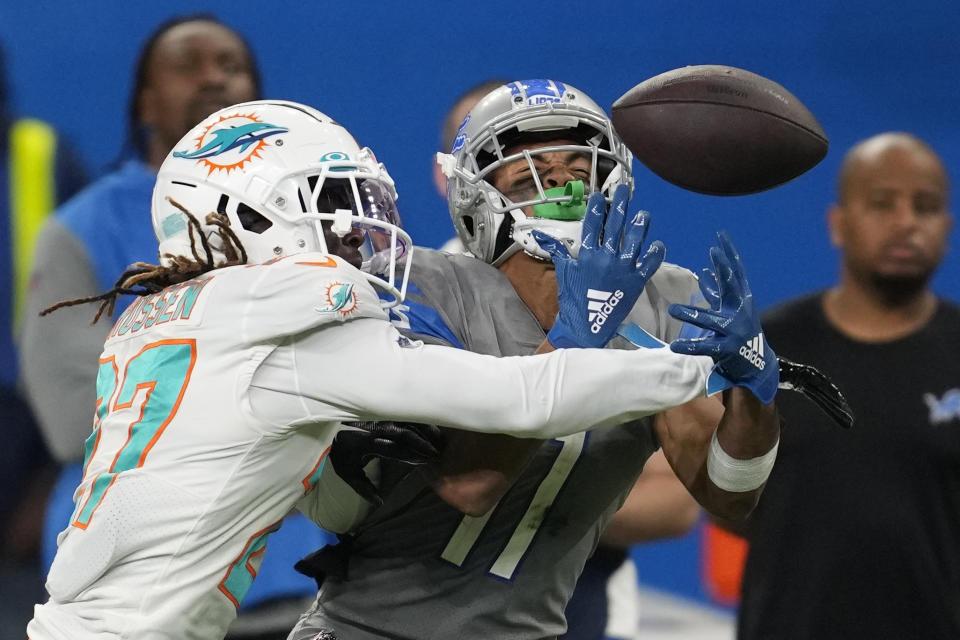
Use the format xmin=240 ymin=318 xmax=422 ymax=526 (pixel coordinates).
xmin=331 ymin=421 xmax=445 ymax=506
xmin=668 ymin=231 xmax=779 ymax=404
xmin=533 ymin=183 xmax=665 ymax=349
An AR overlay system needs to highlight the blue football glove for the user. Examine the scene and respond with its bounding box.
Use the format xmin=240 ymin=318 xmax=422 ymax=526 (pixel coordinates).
xmin=533 ymin=184 xmax=665 ymax=349
xmin=667 ymin=231 xmax=779 ymax=404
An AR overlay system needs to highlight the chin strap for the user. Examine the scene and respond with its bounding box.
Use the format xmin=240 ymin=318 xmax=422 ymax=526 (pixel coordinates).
xmin=496 ymin=180 xmax=591 ymax=264
xmin=512 ymin=215 xmax=583 ymax=261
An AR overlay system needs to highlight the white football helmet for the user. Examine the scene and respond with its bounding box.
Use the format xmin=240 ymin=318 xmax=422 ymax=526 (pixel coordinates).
xmin=152 ymin=99 xmax=412 ymax=307
xmin=437 ymin=80 xmax=633 ymax=265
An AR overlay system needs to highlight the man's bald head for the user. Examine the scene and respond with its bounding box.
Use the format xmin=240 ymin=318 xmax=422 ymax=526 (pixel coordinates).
xmin=837 ymin=132 xmax=949 ymax=206
xmin=829 ymin=132 xmax=952 ymax=305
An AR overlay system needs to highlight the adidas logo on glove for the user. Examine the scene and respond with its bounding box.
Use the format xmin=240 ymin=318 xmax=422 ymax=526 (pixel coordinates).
xmin=739 ymin=333 xmax=767 ymax=370
xmin=587 ymin=289 xmax=625 ymax=334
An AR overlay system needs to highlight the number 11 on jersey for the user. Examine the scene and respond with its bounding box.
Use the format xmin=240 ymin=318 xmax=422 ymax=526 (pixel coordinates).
xmin=441 ymin=433 xmax=586 ymax=580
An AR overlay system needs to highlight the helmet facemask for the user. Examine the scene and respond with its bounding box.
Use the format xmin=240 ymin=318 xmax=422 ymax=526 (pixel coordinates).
xmin=439 ymin=82 xmax=633 ymax=266
xmin=470 ymin=136 xmax=620 ymax=263
xmin=302 ymin=163 xmax=412 ymax=307
xmin=152 ymin=100 xmax=412 ymax=308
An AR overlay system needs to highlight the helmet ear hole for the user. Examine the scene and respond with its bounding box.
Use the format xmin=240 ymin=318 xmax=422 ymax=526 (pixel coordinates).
xmin=462 ymin=215 xmax=475 ymax=237
xmin=237 ymin=202 xmax=273 ymax=234
xmin=492 ymin=213 xmax=515 ymax=261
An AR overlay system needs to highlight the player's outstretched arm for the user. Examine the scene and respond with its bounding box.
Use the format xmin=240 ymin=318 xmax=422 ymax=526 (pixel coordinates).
xmin=423 ymin=338 xmax=560 ymax=517
xmin=275 ymin=315 xmax=715 ymax=441
xmin=658 ymin=231 xmax=781 ymax=520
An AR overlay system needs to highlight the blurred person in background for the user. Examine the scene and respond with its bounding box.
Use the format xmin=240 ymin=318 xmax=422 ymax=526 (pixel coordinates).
xmin=0 ymin=39 xmax=87 ymax=630
xmin=18 ymin=15 xmax=335 ymax=640
xmin=734 ymin=132 xmax=959 ymax=640
xmin=22 ymin=13 xmax=259 ymax=465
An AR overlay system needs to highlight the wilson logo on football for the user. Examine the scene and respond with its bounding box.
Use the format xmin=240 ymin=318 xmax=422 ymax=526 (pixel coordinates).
xmin=315 ymin=282 xmax=358 ymax=316
xmin=587 ymin=288 xmax=625 ymax=334
xmin=173 ymin=112 xmax=288 ymax=175
xmin=739 ymin=333 xmax=767 ymax=370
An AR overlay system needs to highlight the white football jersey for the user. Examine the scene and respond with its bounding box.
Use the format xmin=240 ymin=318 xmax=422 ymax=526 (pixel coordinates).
xmin=28 ymin=253 xmax=389 ymax=640
xmin=28 ymin=252 xmax=715 ymax=640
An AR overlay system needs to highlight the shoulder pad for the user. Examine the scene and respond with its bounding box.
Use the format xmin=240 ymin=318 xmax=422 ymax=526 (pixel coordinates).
xmin=230 ymin=253 xmax=388 ymax=342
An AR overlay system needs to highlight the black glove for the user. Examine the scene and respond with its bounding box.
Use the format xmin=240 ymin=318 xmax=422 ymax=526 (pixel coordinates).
xmin=294 ymin=536 xmax=354 ymax=587
xmin=330 ymin=421 xmax=444 ymax=506
xmin=776 ymin=356 xmax=854 ymax=429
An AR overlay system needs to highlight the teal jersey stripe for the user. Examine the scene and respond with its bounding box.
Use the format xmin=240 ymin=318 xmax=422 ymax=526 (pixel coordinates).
xmin=74 ymin=340 xmax=196 ymax=528
xmin=219 ymin=519 xmax=284 ymax=608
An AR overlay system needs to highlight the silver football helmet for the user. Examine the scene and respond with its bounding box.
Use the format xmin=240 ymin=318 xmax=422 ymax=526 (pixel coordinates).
xmin=437 ymin=80 xmax=633 ymax=265
xmin=151 ymin=99 xmax=412 ymax=307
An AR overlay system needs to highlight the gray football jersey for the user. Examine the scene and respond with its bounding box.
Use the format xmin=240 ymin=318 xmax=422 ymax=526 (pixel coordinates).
xmin=296 ymin=248 xmax=701 ymax=640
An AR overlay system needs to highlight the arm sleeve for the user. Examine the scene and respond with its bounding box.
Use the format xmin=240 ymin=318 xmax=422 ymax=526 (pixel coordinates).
xmin=251 ymin=316 xmax=714 ymax=439
xmin=295 ymin=457 xmax=374 ymax=533
xmin=18 ymin=219 xmax=108 ymax=462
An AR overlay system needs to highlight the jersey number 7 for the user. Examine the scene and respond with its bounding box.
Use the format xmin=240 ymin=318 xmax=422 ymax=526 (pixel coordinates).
xmin=71 ymin=339 xmax=197 ymax=529
xmin=440 ymin=433 xmax=586 ymax=581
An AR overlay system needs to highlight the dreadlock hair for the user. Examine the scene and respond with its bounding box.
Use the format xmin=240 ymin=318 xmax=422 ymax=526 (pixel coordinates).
xmin=41 ymin=197 xmax=248 ymax=324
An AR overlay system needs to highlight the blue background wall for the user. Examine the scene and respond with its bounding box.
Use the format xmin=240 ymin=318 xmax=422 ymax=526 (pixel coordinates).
xmin=2 ymin=0 xmax=958 ymax=607
xmin=1 ymin=0 xmax=957 ymax=307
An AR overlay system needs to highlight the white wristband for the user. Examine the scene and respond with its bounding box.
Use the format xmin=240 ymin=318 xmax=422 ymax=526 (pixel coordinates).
xmin=706 ymin=429 xmax=779 ymax=493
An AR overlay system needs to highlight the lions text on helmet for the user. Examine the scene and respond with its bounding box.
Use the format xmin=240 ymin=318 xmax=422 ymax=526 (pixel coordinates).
xmin=437 ymin=79 xmax=634 ymax=266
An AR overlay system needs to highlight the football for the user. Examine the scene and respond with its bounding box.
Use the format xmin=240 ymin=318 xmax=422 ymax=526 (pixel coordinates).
xmin=611 ymin=65 xmax=828 ymax=195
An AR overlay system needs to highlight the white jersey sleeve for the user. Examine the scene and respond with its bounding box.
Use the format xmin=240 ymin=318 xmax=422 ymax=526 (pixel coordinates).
xmin=249 ymin=314 xmax=715 ymax=439
xmin=238 ymin=252 xmax=388 ymax=343
xmin=295 ymin=453 xmax=374 ymax=534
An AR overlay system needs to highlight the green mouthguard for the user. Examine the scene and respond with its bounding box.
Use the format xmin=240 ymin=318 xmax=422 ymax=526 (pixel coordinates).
xmin=531 ymin=180 xmax=586 ymax=220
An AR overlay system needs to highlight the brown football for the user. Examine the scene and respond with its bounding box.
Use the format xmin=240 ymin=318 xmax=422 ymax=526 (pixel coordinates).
xmin=612 ymin=65 xmax=828 ymax=195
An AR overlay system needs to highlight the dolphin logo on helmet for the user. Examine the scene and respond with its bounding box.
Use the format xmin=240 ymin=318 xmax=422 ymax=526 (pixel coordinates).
xmin=173 ymin=122 xmax=288 ymax=160
xmin=153 ymin=100 xmax=413 ymax=309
